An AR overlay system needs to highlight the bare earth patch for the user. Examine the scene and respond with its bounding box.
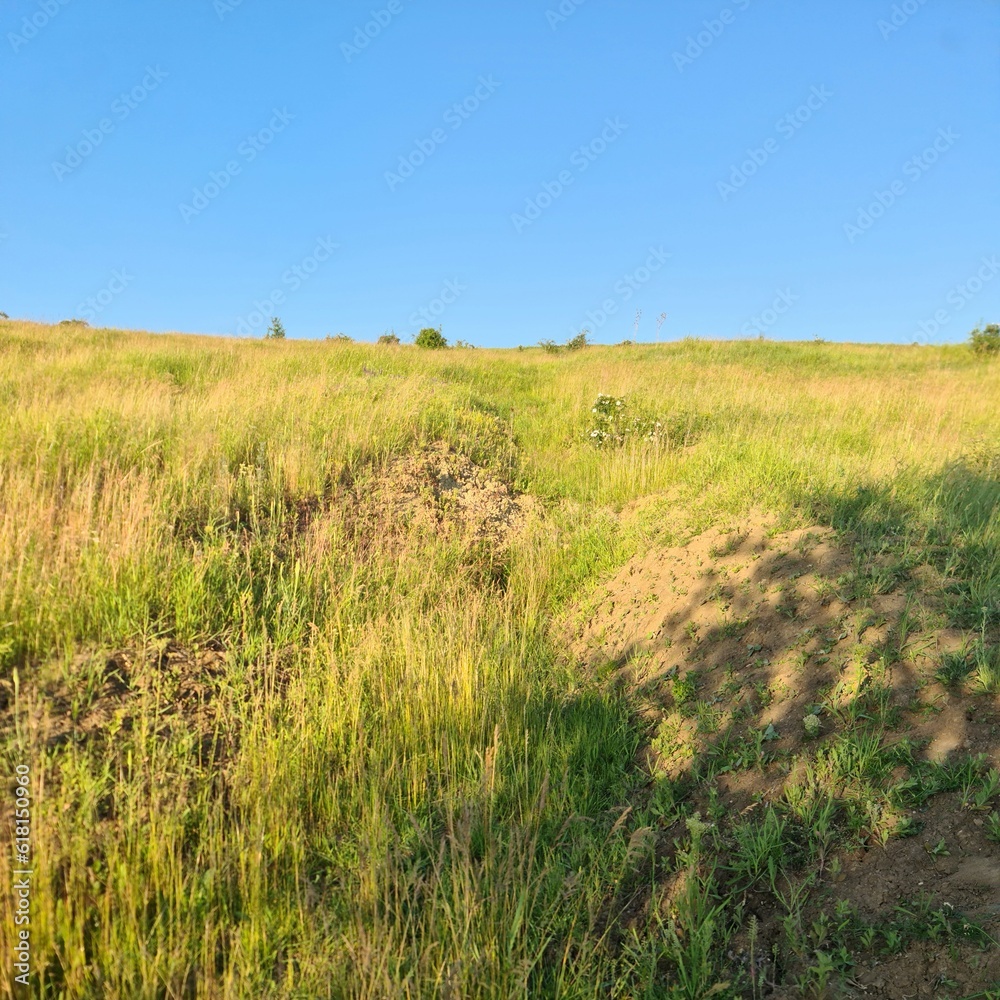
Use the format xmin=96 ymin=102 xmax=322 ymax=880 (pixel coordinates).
xmin=0 ymin=642 xmax=232 ymax=761
xmin=351 ymin=441 xmax=535 ymax=554
xmin=571 ymin=520 xmax=997 ymax=772
xmin=567 ymin=515 xmax=1000 ymax=998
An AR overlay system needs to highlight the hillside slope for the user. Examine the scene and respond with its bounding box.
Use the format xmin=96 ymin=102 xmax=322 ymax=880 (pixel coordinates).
xmin=1 ymin=321 xmax=998 ymax=998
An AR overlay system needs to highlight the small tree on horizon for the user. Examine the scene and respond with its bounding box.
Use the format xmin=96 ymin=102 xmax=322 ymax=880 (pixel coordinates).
xmin=265 ymin=317 xmax=286 ymax=340
xmin=414 ymin=326 xmax=447 ymax=349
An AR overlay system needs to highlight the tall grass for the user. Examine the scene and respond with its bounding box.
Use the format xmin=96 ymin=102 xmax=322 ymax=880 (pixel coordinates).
xmin=1 ymin=321 xmax=997 ymax=997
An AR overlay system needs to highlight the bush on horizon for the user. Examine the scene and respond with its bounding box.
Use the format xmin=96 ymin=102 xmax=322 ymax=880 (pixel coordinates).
xmin=415 ymin=327 xmax=447 ymax=349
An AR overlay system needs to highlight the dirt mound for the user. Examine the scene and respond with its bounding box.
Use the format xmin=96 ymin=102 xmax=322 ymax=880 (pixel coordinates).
xmin=354 ymin=441 xmax=534 ymax=552
xmin=571 ymin=520 xmax=992 ymax=769
xmin=567 ymin=517 xmax=1000 ymax=998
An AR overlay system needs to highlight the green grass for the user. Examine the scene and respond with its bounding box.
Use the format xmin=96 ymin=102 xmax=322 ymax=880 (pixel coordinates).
xmin=1 ymin=321 xmax=998 ymax=997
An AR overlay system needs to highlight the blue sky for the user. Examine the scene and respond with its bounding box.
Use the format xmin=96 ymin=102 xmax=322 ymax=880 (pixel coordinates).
xmin=2 ymin=0 xmax=998 ymax=346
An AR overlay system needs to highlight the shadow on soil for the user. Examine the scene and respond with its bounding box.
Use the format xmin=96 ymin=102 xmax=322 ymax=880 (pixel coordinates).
xmin=567 ymin=466 xmax=1000 ymax=998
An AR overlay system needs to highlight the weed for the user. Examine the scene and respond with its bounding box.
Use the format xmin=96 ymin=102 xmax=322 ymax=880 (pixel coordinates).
xmin=937 ymin=649 xmax=974 ymax=687
xmin=972 ymin=641 xmax=1000 ymax=694
xmin=672 ymin=672 xmax=698 ymax=710
xmin=985 ymin=812 xmax=1000 ymax=843
xmin=962 ymin=768 xmax=999 ymax=811
xmin=926 ymin=837 xmax=951 ymax=858
xmin=719 ymin=616 xmax=749 ymax=638
xmin=802 ymin=712 xmax=822 ymax=739
xmin=726 ymin=809 xmax=791 ymax=894
xmin=586 ymin=394 xmax=709 ymax=450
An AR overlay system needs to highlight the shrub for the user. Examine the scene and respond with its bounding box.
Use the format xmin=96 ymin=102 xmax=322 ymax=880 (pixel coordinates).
xmin=377 ymin=331 xmax=400 ymax=345
xmin=0 ymin=312 xmax=8 ymax=320
xmin=414 ymin=327 xmax=447 ymax=349
xmin=969 ymin=323 xmax=1000 ymax=357
xmin=325 ymin=332 xmax=352 ymax=342
xmin=59 ymin=318 xmax=88 ymax=326
xmin=453 ymin=340 xmax=476 ymax=349
xmin=265 ymin=317 xmax=286 ymax=340
xmin=588 ymin=394 xmax=645 ymax=447
xmin=587 ymin=394 xmax=711 ymax=450
xmin=539 ymin=332 xmax=591 ymax=354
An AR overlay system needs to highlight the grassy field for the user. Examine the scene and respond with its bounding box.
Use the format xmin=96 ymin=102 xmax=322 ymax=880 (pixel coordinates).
xmin=1 ymin=320 xmax=998 ymax=998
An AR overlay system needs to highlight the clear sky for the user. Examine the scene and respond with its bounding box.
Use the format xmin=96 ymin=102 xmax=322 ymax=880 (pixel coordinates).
xmin=2 ymin=0 xmax=998 ymax=346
